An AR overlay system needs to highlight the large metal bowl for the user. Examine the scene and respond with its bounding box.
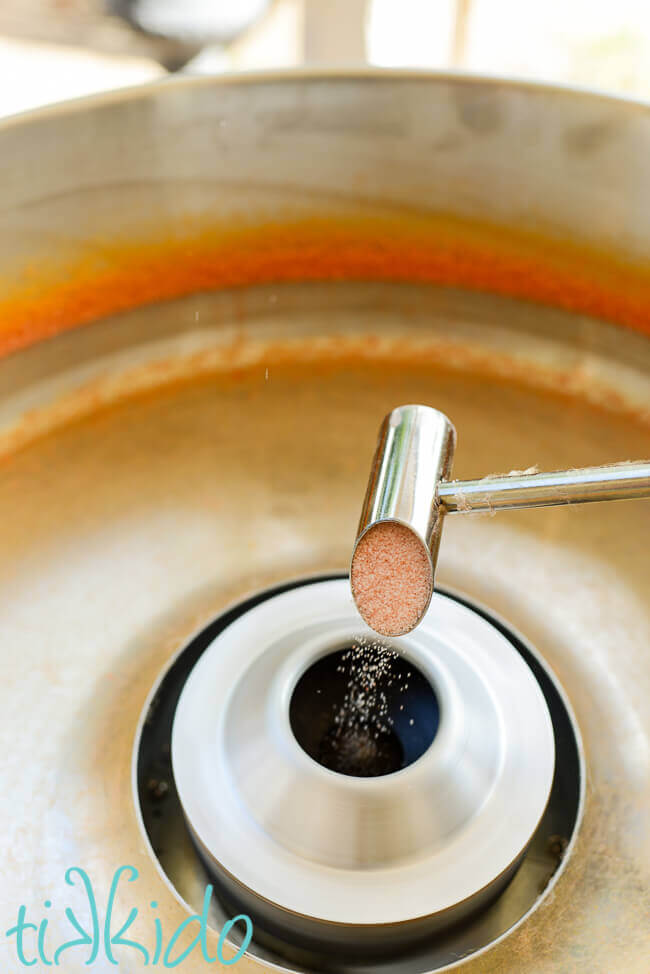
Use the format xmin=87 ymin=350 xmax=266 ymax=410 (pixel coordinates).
xmin=0 ymin=72 xmax=648 ymax=973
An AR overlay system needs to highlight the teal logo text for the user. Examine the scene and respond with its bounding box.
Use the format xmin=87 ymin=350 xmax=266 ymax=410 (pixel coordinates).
xmin=6 ymin=865 xmax=252 ymax=967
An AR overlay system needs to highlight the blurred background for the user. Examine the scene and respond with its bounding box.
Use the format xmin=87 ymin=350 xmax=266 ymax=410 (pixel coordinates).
xmin=1 ymin=0 xmax=650 ymax=118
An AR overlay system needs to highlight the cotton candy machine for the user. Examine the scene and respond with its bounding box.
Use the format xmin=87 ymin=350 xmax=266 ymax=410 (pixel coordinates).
xmin=0 ymin=73 xmax=648 ymax=973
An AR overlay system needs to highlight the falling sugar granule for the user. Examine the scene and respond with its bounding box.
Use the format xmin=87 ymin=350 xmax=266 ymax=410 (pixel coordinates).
xmin=319 ymin=636 xmax=405 ymax=777
xmin=351 ymin=521 xmax=433 ymax=636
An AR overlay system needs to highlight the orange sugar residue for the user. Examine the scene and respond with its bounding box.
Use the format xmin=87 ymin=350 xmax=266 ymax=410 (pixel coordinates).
xmin=1 ymin=212 xmax=650 ymax=359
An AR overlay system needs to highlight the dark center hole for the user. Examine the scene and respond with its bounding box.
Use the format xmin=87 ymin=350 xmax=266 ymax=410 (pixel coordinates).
xmin=289 ymin=646 xmax=439 ymax=778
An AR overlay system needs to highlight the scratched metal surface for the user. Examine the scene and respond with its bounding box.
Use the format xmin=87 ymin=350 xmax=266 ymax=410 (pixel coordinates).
xmin=0 ymin=76 xmax=648 ymax=973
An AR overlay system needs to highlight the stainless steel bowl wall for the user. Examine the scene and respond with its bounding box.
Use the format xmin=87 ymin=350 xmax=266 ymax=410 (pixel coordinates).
xmin=0 ymin=74 xmax=648 ymax=974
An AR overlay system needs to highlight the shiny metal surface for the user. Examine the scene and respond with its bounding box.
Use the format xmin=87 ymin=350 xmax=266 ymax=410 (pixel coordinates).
xmin=3 ymin=72 xmax=650 ymax=357
xmin=440 ymin=460 xmax=650 ymax=512
xmin=137 ymin=577 xmax=582 ymax=973
xmin=1 ymin=290 xmax=648 ymax=973
xmin=0 ymin=74 xmax=648 ymax=974
xmin=353 ymin=405 xmax=648 ymax=631
xmin=352 ymin=406 xmax=455 ymax=618
xmin=172 ymin=581 xmax=554 ymax=954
